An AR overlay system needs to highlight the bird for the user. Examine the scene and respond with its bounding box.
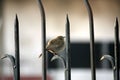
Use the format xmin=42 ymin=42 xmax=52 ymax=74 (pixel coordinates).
xmin=39 ymin=36 xmax=65 ymax=58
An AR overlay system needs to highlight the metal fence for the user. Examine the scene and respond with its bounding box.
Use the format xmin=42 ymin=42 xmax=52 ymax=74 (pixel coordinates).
xmin=0 ymin=0 xmax=119 ymax=80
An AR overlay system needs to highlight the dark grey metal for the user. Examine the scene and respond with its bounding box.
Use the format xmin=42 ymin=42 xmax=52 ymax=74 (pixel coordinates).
xmin=0 ymin=15 xmax=20 ymax=80
xmin=114 ymin=17 xmax=119 ymax=80
xmin=14 ymin=15 xmax=20 ymax=80
xmin=51 ymin=55 xmax=66 ymax=68
xmin=65 ymin=15 xmax=71 ymax=80
xmin=38 ymin=0 xmax=47 ymax=80
xmin=48 ymin=15 xmax=71 ymax=80
xmin=0 ymin=54 xmax=16 ymax=80
xmin=0 ymin=1 xmax=3 ymax=78
xmin=100 ymin=55 xmax=116 ymax=80
xmin=100 ymin=18 xmax=119 ymax=80
xmin=1 ymin=54 xmax=16 ymax=69
xmin=84 ymin=0 xmax=96 ymax=80
xmin=0 ymin=0 xmax=3 ymax=16
xmin=100 ymin=55 xmax=115 ymax=70
xmin=0 ymin=1 xmax=119 ymax=80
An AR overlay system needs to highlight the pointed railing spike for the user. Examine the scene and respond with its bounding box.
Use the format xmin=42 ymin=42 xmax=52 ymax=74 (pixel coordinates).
xmin=114 ymin=17 xmax=119 ymax=80
xmin=14 ymin=14 xmax=20 ymax=80
xmin=65 ymin=14 xmax=71 ymax=80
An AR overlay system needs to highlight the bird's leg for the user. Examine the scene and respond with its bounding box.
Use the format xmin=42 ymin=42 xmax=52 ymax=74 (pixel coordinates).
xmin=53 ymin=52 xmax=57 ymax=56
xmin=47 ymin=49 xmax=57 ymax=56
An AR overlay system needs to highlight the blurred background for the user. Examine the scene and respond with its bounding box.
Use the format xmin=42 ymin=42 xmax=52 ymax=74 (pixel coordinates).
xmin=0 ymin=0 xmax=120 ymax=80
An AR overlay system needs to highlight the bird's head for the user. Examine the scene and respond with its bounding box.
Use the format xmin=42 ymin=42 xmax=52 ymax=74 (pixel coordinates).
xmin=57 ymin=36 xmax=65 ymax=40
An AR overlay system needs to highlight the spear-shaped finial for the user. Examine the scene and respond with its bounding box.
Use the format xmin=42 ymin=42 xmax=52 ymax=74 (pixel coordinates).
xmin=14 ymin=14 xmax=20 ymax=80
xmin=66 ymin=14 xmax=71 ymax=80
xmin=114 ymin=17 xmax=119 ymax=80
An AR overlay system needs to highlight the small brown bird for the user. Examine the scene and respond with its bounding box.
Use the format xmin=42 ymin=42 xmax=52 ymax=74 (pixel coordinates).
xmin=39 ymin=36 xmax=65 ymax=58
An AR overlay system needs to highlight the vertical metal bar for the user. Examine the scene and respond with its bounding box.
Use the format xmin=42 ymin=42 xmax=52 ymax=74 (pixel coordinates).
xmin=14 ymin=15 xmax=20 ymax=80
xmin=66 ymin=15 xmax=71 ymax=80
xmin=38 ymin=0 xmax=47 ymax=80
xmin=0 ymin=1 xmax=3 ymax=79
xmin=84 ymin=0 xmax=96 ymax=80
xmin=114 ymin=17 xmax=119 ymax=80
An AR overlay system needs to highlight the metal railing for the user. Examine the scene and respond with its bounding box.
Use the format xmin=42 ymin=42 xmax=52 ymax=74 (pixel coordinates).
xmin=0 ymin=0 xmax=119 ymax=80
xmin=1 ymin=15 xmax=20 ymax=80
